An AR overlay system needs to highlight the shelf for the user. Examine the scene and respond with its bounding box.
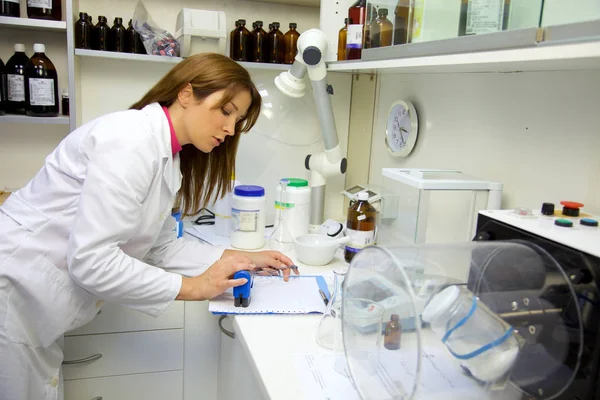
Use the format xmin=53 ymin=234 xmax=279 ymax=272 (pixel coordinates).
xmin=327 ymin=41 xmax=600 ymax=74
xmin=0 ymin=115 xmax=70 ymax=125
xmin=75 ymin=49 xmax=291 ymax=71
xmin=244 ymin=0 xmax=319 ymax=7
xmin=0 ymin=16 xmax=66 ymax=32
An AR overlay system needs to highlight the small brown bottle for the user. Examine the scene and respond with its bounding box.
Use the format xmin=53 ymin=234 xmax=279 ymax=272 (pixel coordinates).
xmin=371 ymin=8 xmax=393 ymax=48
xmin=337 ymin=18 xmax=350 ymax=61
xmin=384 ymin=314 xmax=402 ymax=350
xmin=229 ymin=20 xmax=240 ymax=58
xmin=27 ymin=0 xmax=61 ymax=21
xmin=344 ymin=191 xmax=377 ymax=263
xmin=267 ymin=22 xmax=285 ymax=64
xmin=61 ymin=89 xmax=69 ymax=116
xmin=283 ymin=23 xmax=300 ymax=64
xmin=75 ymin=12 xmax=92 ymax=49
xmin=393 ymin=0 xmax=414 ymax=45
xmin=1 ymin=0 xmax=20 ymax=17
xmin=25 ymin=43 xmax=59 ymax=117
xmin=110 ymin=17 xmax=126 ymax=53
xmin=93 ymin=16 xmax=110 ymax=51
xmin=250 ymin=21 xmax=268 ymax=63
xmin=0 ymin=57 xmax=5 ymax=116
xmin=126 ymin=19 xmax=146 ymax=54
xmin=232 ymin=19 xmax=251 ymax=61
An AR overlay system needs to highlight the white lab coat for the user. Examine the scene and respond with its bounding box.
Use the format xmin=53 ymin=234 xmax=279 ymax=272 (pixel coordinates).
xmin=0 ymin=102 xmax=224 ymax=400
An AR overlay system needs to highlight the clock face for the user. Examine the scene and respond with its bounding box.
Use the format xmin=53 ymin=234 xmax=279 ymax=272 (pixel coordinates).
xmin=385 ymin=101 xmax=418 ymax=157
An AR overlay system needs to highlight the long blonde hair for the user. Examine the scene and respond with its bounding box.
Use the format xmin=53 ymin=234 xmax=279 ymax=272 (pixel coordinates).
xmin=131 ymin=53 xmax=261 ymax=216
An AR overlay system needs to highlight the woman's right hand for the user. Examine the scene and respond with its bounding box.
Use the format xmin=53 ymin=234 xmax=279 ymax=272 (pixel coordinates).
xmin=176 ymin=254 xmax=256 ymax=301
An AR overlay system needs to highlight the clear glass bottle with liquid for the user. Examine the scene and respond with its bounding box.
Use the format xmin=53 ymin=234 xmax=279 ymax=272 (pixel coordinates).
xmin=93 ymin=16 xmax=110 ymax=51
xmin=6 ymin=44 xmax=28 ymax=114
xmin=75 ymin=12 xmax=92 ymax=49
xmin=346 ymin=0 xmax=367 ymax=60
xmin=267 ymin=22 xmax=285 ymax=63
xmin=268 ymin=180 xmax=294 ymax=253
xmin=283 ymin=23 xmax=300 ymax=64
xmin=250 ymin=21 xmax=268 ymax=63
xmin=27 ymin=0 xmax=61 ymax=21
xmin=393 ymin=0 xmax=414 ymax=45
xmin=232 ymin=19 xmax=251 ymax=61
xmin=25 ymin=43 xmax=59 ymax=117
xmin=110 ymin=17 xmax=126 ymax=52
xmin=344 ymin=191 xmax=377 ymax=263
xmin=337 ymin=18 xmax=350 ymax=61
xmin=371 ymin=8 xmax=394 ymax=48
xmin=0 ymin=0 xmax=20 ymax=17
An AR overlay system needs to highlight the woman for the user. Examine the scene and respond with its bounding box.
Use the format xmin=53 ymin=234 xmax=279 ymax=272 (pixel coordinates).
xmin=0 ymin=53 xmax=297 ymax=400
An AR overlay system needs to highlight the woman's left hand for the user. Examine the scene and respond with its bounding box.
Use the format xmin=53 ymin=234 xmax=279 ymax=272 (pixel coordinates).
xmin=222 ymin=250 xmax=298 ymax=281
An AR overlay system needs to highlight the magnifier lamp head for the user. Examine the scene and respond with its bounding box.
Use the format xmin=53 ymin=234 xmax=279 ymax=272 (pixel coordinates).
xmin=275 ymin=71 xmax=306 ymax=98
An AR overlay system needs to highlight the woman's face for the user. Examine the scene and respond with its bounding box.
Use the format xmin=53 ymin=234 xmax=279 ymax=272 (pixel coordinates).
xmin=184 ymin=89 xmax=252 ymax=153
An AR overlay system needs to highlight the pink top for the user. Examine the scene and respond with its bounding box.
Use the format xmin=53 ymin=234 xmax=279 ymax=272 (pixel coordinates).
xmin=162 ymin=106 xmax=182 ymax=155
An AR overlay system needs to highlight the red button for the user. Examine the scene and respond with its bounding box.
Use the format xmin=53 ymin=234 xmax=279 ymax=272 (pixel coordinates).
xmin=560 ymin=201 xmax=584 ymax=209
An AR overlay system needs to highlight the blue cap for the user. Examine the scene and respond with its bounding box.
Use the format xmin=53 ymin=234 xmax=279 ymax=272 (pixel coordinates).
xmin=234 ymin=185 xmax=265 ymax=197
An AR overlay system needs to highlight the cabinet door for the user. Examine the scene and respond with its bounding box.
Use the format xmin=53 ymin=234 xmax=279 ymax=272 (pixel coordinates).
xmin=66 ymin=302 xmax=184 ymax=336
xmin=64 ymin=370 xmax=183 ymax=400
xmin=63 ymin=330 xmax=183 ymax=380
xmin=218 ymin=317 xmax=267 ymax=400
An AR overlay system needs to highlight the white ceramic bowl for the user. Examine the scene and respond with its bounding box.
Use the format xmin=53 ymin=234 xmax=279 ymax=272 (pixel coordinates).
xmin=293 ymin=234 xmax=347 ymax=266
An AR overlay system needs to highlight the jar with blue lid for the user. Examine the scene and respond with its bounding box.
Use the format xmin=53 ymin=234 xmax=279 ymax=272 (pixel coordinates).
xmin=230 ymin=185 xmax=266 ymax=249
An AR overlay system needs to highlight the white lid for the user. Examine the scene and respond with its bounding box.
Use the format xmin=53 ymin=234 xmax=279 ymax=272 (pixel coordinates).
xmin=62 ymin=89 xmax=69 ymax=96
xmin=14 ymin=43 xmax=25 ymax=52
xmin=33 ymin=43 xmax=45 ymax=53
xmin=357 ymin=191 xmax=369 ymax=201
xmin=422 ymin=285 xmax=459 ymax=323
xmin=382 ymin=168 xmax=503 ymax=191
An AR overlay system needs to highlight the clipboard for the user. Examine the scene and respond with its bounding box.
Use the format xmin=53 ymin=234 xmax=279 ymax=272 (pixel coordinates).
xmin=209 ymin=275 xmax=331 ymax=315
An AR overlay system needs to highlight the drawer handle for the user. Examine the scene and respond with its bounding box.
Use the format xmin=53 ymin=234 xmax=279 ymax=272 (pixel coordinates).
xmin=218 ymin=315 xmax=235 ymax=339
xmin=91 ymin=397 xmax=103 ymax=400
xmin=63 ymin=353 xmax=103 ymax=365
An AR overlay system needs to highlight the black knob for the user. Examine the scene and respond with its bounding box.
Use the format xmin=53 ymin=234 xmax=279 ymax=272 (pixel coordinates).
xmin=303 ymin=46 xmax=321 ymax=66
xmin=541 ymin=202 xmax=554 ymax=216
xmin=474 ymin=231 xmax=492 ymax=241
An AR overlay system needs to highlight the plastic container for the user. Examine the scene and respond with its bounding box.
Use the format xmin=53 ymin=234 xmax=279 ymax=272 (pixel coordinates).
xmin=422 ymin=285 xmax=520 ymax=382
xmin=275 ymin=178 xmax=311 ymax=240
xmin=175 ymin=9 xmax=227 ymax=57
xmin=230 ymin=185 xmax=266 ymax=250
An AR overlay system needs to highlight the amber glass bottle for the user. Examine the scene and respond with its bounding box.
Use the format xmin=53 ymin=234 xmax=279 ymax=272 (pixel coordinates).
xmin=337 ymin=18 xmax=349 ymax=61
xmin=459 ymin=0 xmax=511 ymax=36
xmin=384 ymin=314 xmax=402 ymax=350
xmin=232 ymin=19 xmax=251 ymax=61
xmin=393 ymin=0 xmax=414 ymax=45
xmin=267 ymin=22 xmax=284 ymax=63
xmin=0 ymin=57 xmax=5 ymax=116
xmin=6 ymin=44 xmax=29 ymax=114
xmin=25 ymin=43 xmax=59 ymax=117
xmin=1 ymin=0 xmax=20 ymax=17
xmin=92 ymin=16 xmax=110 ymax=51
xmin=110 ymin=17 xmax=126 ymax=52
xmin=27 ymin=0 xmax=61 ymax=21
xmin=344 ymin=191 xmax=377 ymax=263
xmin=229 ymin=20 xmax=239 ymax=58
xmin=283 ymin=23 xmax=300 ymax=64
xmin=371 ymin=8 xmax=393 ymax=48
xmin=126 ymin=19 xmax=146 ymax=54
xmin=75 ymin=12 xmax=92 ymax=49
xmin=346 ymin=0 xmax=367 ymax=60
xmin=250 ymin=21 xmax=268 ymax=63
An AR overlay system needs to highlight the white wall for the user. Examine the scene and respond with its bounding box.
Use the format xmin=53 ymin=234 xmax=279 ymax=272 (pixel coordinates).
xmin=367 ymin=70 xmax=600 ymax=214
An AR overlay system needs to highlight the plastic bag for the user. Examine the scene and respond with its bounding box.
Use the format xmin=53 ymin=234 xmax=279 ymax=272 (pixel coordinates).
xmin=132 ymin=0 xmax=180 ymax=57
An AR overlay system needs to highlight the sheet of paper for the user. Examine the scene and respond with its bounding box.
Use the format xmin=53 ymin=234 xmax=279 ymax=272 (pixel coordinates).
xmin=185 ymin=225 xmax=230 ymax=247
xmin=293 ymin=347 xmax=487 ymax=400
xmin=209 ymin=276 xmax=328 ymax=314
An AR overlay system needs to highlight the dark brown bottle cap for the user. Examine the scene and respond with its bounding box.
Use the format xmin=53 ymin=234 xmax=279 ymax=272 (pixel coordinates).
xmin=98 ymin=15 xmax=106 ymax=22
xmin=255 ymin=20 xmax=263 ymax=25
xmin=115 ymin=17 xmax=122 ymax=24
xmin=391 ymin=314 xmax=400 ymax=322
xmin=344 ymin=18 xmax=348 ymax=24
xmin=379 ymin=8 xmax=388 ymax=16
xmin=289 ymin=22 xmax=297 ymax=28
xmin=272 ymin=22 xmax=280 ymax=28
xmin=239 ymin=19 xmax=246 ymax=25
xmin=79 ymin=12 xmax=88 ymax=18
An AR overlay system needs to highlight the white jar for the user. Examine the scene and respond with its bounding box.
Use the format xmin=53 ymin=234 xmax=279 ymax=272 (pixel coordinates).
xmin=274 ymin=178 xmax=311 ymax=239
xmin=230 ymin=185 xmax=266 ymax=249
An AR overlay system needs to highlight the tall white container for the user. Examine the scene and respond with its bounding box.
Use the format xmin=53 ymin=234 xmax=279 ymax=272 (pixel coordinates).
xmin=230 ymin=185 xmax=266 ymax=250
xmin=275 ymin=178 xmax=311 ymax=239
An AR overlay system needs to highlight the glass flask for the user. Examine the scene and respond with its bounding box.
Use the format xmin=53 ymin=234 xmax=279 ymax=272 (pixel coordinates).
xmin=316 ymin=266 xmax=349 ymax=376
xmin=268 ymin=179 xmax=293 ymax=253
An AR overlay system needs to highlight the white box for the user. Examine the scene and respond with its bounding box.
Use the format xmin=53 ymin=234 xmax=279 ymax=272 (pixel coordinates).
xmin=175 ymin=9 xmax=227 ymax=57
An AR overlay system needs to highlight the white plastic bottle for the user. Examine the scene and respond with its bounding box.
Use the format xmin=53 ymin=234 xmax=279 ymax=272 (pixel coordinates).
xmin=230 ymin=185 xmax=266 ymax=249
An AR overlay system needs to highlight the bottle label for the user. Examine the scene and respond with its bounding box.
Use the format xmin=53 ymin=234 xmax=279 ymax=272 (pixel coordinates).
xmin=346 ymin=24 xmax=363 ymax=49
xmin=466 ymin=0 xmax=504 ymax=35
xmin=28 ymin=78 xmax=55 ymax=106
xmin=7 ymin=75 xmax=25 ymax=102
xmin=345 ymin=228 xmax=375 ymax=253
xmin=28 ymin=0 xmax=52 ymax=9
xmin=232 ymin=208 xmax=259 ymax=232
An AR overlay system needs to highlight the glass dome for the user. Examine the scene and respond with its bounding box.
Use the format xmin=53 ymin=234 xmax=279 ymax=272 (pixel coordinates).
xmin=342 ymin=241 xmax=583 ymax=400
xmin=250 ymin=77 xmax=322 ymax=147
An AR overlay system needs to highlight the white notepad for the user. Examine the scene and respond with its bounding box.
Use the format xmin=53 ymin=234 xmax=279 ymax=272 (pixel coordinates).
xmin=209 ymin=275 xmax=329 ymax=315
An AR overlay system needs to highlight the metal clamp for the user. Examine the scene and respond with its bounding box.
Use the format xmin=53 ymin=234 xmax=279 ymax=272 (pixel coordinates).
xmin=63 ymin=353 xmax=103 ymax=365
xmin=218 ymin=315 xmax=235 ymax=339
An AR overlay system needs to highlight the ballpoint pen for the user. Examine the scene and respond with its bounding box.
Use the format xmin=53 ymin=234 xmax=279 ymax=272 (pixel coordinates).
xmin=318 ymin=289 xmax=329 ymax=306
